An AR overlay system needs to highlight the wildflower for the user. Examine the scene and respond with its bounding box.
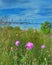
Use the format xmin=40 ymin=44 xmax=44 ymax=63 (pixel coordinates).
xmin=50 ymin=35 xmax=52 ymax=38
xmin=11 ymin=47 xmax=13 ymax=51
xmin=16 ymin=34 xmax=18 ymax=36
xmin=25 ymin=42 xmax=34 ymax=50
xmin=48 ymin=54 xmax=50 ymax=57
xmin=41 ymin=45 xmax=46 ymax=49
xmin=15 ymin=41 xmax=20 ymax=46
xmin=44 ymin=57 xmax=46 ymax=61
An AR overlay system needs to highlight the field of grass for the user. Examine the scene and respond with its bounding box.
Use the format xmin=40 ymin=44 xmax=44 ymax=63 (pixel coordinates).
xmin=0 ymin=26 xmax=52 ymax=65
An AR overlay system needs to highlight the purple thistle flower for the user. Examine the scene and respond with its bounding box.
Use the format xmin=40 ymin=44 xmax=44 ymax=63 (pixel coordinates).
xmin=25 ymin=42 xmax=34 ymax=50
xmin=15 ymin=41 xmax=20 ymax=46
xmin=41 ymin=45 xmax=46 ymax=49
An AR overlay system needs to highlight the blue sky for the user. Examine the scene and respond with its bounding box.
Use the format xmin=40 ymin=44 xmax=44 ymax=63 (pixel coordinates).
xmin=0 ymin=0 xmax=52 ymax=24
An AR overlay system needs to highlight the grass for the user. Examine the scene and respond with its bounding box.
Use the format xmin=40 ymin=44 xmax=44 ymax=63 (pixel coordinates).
xmin=0 ymin=26 xmax=52 ymax=65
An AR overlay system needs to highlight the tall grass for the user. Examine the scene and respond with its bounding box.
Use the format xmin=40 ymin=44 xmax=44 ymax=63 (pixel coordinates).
xmin=0 ymin=26 xmax=52 ymax=65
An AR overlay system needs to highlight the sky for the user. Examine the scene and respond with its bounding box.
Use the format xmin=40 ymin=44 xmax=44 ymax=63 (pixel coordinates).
xmin=0 ymin=0 xmax=52 ymax=29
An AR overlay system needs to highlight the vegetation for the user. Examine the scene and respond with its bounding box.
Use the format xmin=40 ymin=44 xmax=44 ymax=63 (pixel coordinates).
xmin=40 ymin=21 xmax=51 ymax=34
xmin=0 ymin=22 xmax=52 ymax=65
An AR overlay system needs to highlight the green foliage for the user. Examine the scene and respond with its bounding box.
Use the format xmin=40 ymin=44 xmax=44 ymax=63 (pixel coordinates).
xmin=14 ymin=26 xmax=21 ymax=30
xmin=40 ymin=21 xmax=51 ymax=34
xmin=4 ymin=26 xmax=13 ymax=30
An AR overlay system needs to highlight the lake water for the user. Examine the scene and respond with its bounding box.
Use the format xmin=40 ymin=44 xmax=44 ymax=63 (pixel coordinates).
xmin=13 ymin=24 xmax=41 ymax=30
xmin=0 ymin=23 xmax=41 ymax=30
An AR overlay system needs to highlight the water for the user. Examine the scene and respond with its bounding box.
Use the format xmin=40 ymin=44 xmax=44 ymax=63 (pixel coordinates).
xmin=0 ymin=22 xmax=41 ymax=30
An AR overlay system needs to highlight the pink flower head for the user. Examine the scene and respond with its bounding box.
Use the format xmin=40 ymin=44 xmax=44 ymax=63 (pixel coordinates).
xmin=15 ymin=41 xmax=20 ymax=46
xmin=25 ymin=42 xmax=34 ymax=50
xmin=41 ymin=45 xmax=46 ymax=49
